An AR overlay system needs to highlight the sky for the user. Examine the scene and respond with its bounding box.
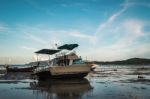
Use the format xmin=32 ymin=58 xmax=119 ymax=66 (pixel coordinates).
xmin=0 ymin=0 xmax=150 ymax=64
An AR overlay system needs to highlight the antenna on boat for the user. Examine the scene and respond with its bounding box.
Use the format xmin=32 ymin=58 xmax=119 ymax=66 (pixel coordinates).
xmin=55 ymin=43 xmax=58 ymax=48
xmin=48 ymin=54 xmax=51 ymax=66
xmin=36 ymin=54 xmax=38 ymax=62
xmin=36 ymin=54 xmax=40 ymax=67
xmin=86 ymin=57 xmax=88 ymax=63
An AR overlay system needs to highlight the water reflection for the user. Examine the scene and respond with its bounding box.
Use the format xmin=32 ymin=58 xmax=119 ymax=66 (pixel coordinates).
xmin=30 ymin=79 xmax=93 ymax=99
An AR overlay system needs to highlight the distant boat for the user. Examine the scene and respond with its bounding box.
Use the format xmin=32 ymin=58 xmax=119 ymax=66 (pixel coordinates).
xmin=5 ymin=65 xmax=37 ymax=72
xmin=33 ymin=44 xmax=93 ymax=79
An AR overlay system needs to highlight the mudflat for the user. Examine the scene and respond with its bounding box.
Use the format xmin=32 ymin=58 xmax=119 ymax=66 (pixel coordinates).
xmin=0 ymin=65 xmax=150 ymax=99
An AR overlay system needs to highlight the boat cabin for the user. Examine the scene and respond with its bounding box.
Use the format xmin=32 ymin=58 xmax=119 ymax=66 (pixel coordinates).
xmin=35 ymin=44 xmax=85 ymax=67
xmin=50 ymin=52 xmax=84 ymax=66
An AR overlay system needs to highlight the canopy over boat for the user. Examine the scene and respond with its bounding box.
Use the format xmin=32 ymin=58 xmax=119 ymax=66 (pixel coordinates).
xmin=35 ymin=49 xmax=60 ymax=55
xmin=58 ymin=44 xmax=79 ymax=50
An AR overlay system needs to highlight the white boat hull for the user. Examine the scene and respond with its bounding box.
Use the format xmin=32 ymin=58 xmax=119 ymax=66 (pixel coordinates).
xmin=49 ymin=64 xmax=91 ymax=76
xmin=34 ymin=64 xmax=92 ymax=79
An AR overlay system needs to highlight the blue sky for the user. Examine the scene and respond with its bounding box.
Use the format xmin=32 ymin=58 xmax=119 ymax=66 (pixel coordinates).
xmin=0 ymin=0 xmax=150 ymax=64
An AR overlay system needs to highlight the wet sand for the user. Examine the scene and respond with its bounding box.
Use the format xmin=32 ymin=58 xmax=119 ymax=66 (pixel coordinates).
xmin=0 ymin=65 xmax=150 ymax=99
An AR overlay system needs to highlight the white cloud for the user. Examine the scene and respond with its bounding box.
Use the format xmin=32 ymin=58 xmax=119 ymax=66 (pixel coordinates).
xmin=19 ymin=26 xmax=82 ymax=48
xmin=27 ymin=34 xmax=47 ymax=45
xmin=20 ymin=25 xmax=97 ymax=45
xmin=123 ymin=20 xmax=144 ymax=35
xmin=81 ymin=18 xmax=150 ymax=61
xmin=95 ymin=0 xmax=128 ymax=35
xmin=114 ymin=19 xmax=147 ymax=47
xmin=0 ymin=24 xmax=7 ymax=32
xmin=70 ymin=31 xmax=96 ymax=43
xmin=21 ymin=46 xmax=36 ymax=51
xmin=81 ymin=43 xmax=150 ymax=61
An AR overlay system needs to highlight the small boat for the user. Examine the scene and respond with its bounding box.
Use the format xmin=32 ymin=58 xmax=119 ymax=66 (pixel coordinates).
xmin=33 ymin=44 xmax=93 ymax=80
xmin=1 ymin=72 xmax=32 ymax=80
xmin=5 ymin=65 xmax=37 ymax=72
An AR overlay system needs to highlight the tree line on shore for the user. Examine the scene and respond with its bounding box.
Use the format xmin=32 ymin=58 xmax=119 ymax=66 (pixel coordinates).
xmin=88 ymin=58 xmax=150 ymax=65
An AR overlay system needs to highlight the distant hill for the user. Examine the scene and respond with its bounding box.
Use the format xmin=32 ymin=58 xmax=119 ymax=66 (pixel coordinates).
xmin=89 ymin=58 xmax=150 ymax=65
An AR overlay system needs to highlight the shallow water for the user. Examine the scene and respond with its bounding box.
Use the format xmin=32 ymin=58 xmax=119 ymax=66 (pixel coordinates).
xmin=0 ymin=65 xmax=150 ymax=99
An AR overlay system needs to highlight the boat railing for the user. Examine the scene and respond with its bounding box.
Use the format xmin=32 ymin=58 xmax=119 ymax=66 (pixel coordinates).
xmin=34 ymin=65 xmax=49 ymax=73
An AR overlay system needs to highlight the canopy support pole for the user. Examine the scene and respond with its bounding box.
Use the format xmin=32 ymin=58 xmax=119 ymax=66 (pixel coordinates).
xmin=48 ymin=55 xmax=51 ymax=66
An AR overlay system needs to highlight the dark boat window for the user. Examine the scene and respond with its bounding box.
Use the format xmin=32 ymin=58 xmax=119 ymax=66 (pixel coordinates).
xmin=73 ymin=59 xmax=85 ymax=64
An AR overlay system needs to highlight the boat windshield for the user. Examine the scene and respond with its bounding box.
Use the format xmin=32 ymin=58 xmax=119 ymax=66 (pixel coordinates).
xmin=73 ymin=59 xmax=85 ymax=64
